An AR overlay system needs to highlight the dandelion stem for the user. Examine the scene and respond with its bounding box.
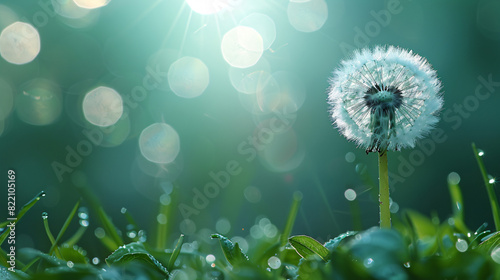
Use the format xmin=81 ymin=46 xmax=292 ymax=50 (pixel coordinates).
xmin=378 ymin=151 xmax=391 ymax=228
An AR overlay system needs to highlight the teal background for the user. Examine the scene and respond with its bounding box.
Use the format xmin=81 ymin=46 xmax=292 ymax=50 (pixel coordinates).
xmin=1 ymin=0 xmax=500 ymax=257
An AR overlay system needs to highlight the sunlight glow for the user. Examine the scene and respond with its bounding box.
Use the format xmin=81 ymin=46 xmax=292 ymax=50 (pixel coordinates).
xmin=0 ymin=22 xmax=40 ymax=65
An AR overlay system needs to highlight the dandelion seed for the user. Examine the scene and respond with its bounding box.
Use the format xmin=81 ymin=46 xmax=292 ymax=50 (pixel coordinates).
xmin=328 ymin=45 xmax=443 ymax=153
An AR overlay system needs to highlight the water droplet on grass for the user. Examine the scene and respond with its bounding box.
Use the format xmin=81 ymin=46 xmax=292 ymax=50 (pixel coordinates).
xmin=66 ymin=261 xmax=74 ymax=268
xmin=478 ymin=149 xmax=485 ymax=157
xmin=488 ymin=175 xmax=495 ymax=184
xmin=120 ymin=207 xmax=127 ymax=214
xmin=79 ymin=219 xmax=89 ymax=227
xmin=41 ymin=212 xmax=48 ymax=219
xmin=268 ymin=256 xmax=281 ymax=269
xmin=127 ymin=230 xmax=137 ymax=239
xmin=205 ymin=254 xmax=216 ymax=263
xmin=78 ymin=207 xmax=89 ymax=220
xmin=455 ymin=238 xmax=468 ymax=252
xmin=92 ymin=257 xmax=100 ymax=265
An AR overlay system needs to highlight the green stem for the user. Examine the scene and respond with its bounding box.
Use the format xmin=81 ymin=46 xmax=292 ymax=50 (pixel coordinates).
xmin=378 ymin=151 xmax=391 ymax=228
xmin=472 ymin=143 xmax=500 ymax=231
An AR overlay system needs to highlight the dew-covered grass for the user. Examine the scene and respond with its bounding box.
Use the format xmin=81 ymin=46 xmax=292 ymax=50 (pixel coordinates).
xmin=1 ymin=144 xmax=500 ymax=280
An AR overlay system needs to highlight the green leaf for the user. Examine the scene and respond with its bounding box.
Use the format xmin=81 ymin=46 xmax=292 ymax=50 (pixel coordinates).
xmin=323 ymin=231 xmax=357 ymax=252
xmin=288 ymin=235 xmax=330 ymax=262
xmin=211 ymin=234 xmax=249 ymax=266
xmin=477 ymin=231 xmax=500 ymax=252
xmin=106 ymin=242 xmax=169 ymax=276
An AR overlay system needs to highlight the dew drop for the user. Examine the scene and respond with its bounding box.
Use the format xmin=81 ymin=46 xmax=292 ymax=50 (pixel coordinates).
xmin=120 ymin=207 xmax=127 ymax=214
xmin=206 ymin=254 xmax=216 ymax=263
xmin=478 ymin=149 xmax=485 ymax=157
xmin=66 ymin=261 xmax=74 ymax=268
xmin=127 ymin=230 xmax=137 ymax=239
xmin=488 ymin=175 xmax=495 ymax=184
xmin=455 ymin=238 xmax=468 ymax=252
xmin=39 ymin=191 xmax=46 ymax=197
xmin=268 ymin=256 xmax=281 ymax=269
xmin=79 ymin=219 xmax=89 ymax=227
xmin=41 ymin=212 xmax=48 ymax=219
xmin=78 ymin=207 xmax=89 ymax=220
xmin=92 ymin=257 xmax=100 ymax=265
xmin=404 ymin=262 xmax=410 ymax=268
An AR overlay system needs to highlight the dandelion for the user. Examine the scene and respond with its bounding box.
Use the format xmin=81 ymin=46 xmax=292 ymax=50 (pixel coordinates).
xmin=327 ymin=45 xmax=443 ymax=228
xmin=328 ymin=45 xmax=442 ymax=153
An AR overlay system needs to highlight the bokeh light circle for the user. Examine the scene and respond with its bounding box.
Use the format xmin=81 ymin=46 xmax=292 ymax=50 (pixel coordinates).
xmin=240 ymin=13 xmax=276 ymax=50
xmin=83 ymin=86 xmax=123 ymax=127
xmin=168 ymin=56 xmax=209 ymax=98
xmin=73 ymin=0 xmax=111 ymax=9
xmin=221 ymin=26 xmax=263 ymax=68
xmin=287 ymin=0 xmax=328 ymax=32
xmin=139 ymin=123 xmax=180 ymax=164
xmin=0 ymin=22 xmax=40 ymax=65
xmin=16 ymin=79 xmax=62 ymax=126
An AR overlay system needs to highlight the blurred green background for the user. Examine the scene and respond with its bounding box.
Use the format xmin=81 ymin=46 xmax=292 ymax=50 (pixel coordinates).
xmin=1 ymin=0 xmax=500 ymax=258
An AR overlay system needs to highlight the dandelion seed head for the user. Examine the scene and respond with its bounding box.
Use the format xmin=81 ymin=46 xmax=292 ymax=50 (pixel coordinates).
xmin=328 ymin=45 xmax=443 ymax=152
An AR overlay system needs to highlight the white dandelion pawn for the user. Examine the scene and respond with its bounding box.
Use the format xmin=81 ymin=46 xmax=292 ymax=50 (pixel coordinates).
xmin=328 ymin=45 xmax=443 ymax=153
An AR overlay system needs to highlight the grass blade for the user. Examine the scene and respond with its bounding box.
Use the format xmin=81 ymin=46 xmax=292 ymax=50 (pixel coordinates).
xmin=0 ymin=191 xmax=45 ymax=246
xmin=472 ymin=143 xmax=500 ymax=231
xmin=280 ymin=191 xmax=302 ymax=249
xmin=167 ymin=234 xmax=184 ymax=271
xmin=49 ymin=200 xmax=80 ymax=255
xmin=42 ymin=213 xmax=62 ymax=259
xmin=289 ymin=235 xmax=330 ymax=262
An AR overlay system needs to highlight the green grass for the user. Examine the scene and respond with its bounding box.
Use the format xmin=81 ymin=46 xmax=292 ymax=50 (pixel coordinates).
xmin=2 ymin=144 xmax=500 ymax=279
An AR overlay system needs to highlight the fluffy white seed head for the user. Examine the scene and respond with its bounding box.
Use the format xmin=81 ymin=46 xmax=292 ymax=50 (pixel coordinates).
xmin=328 ymin=45 xmax=443 ymax=153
